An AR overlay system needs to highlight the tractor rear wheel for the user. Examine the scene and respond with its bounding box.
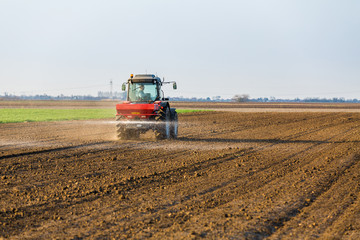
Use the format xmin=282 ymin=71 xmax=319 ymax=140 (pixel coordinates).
xmin=155 ymin=107 xmax=171 ymax=140
xmin=116 ymin=117 xmax=141 ymax=140
xmin=170 ymin=111 xmax=178 ymax=139
xmin=127 ymin=130 xmax=140 ymax=140
xmin=116 ymin=116 xmax=129 ymax=140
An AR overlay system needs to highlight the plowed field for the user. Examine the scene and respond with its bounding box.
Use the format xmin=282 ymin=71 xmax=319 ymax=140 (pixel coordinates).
xmin=1 ymin=105 xmax=360 ymax=239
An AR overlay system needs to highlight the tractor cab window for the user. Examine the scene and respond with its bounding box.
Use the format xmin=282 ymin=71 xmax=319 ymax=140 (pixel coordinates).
xmin=128 ymin=82 xmax=158 ymax=102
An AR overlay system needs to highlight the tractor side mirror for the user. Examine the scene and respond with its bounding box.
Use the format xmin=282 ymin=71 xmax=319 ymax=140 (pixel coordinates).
xmin=173 ymin=82 xmax=177 ymax=90
xmin=122 ymin=83 xmax=126 ymax=91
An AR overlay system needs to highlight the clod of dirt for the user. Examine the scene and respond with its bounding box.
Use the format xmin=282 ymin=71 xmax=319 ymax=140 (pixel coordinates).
xmin=119 ymin=194 xmax=126 ymax=200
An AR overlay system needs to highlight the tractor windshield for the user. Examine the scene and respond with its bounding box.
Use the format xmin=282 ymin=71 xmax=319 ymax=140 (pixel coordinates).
xmin=128 ymin=82 xmax=158 ymax=102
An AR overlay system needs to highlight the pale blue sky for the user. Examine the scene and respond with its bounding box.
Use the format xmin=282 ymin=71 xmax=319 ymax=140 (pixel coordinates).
xmin=1 ymin=0 xmax=359 ymax=99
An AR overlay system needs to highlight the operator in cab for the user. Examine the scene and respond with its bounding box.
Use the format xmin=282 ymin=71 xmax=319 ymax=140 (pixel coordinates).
xmin=137 ymin=84 xmax=146 ymax=100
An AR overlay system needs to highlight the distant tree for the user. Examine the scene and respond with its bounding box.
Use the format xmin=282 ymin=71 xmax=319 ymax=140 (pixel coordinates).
xmin=232 ymin=94 xmax=250 ymax=102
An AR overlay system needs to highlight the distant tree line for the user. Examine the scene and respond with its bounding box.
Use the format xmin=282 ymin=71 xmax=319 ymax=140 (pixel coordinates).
xmin=232 ymin=94 xmax=250 ymax=102
xmin=232 ymin=94 xmax=359 ymax=103
xmin=98 ymin=91 xmax=126 ymax=99
xmin=0 ymin=93 xmax=359 ymax=103
xmin=169 ymin=96 xmax=231 ymax=102
xmin=1 ymin=94 xmax=105 ymax=101
xmin=249 ymin=97 xmax=360 ymax=103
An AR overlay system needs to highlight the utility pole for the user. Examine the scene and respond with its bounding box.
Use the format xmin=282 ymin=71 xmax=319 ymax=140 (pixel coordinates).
xmin=110 ymin=79 xmax=113 ymax=99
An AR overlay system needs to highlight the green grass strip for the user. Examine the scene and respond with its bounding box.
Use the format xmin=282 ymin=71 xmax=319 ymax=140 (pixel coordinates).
xmin=0 ymin=108 xmax=211 ymax=123
xmin=0 ymin=109 xmax=115 ymax=123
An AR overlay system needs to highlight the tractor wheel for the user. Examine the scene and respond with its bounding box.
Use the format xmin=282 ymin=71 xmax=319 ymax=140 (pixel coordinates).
xmin=116 ymin=126 xmax=128 ymax=140
xmin=155 ymin=107 xmax=171 ymax=140
xmin=127 ymin=130 xmax=140 ymax=140
xmin=116 ymin=116 xmax=129 ymax=140
xmin=170 ymin=111 xmax=178 ymax=139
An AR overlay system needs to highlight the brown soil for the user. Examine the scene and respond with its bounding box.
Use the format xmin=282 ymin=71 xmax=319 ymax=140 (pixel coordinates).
xmin=2 ymin=99 xmax=360 ymax=110
xmin=1 ymin=110 xmax=360 ymax=239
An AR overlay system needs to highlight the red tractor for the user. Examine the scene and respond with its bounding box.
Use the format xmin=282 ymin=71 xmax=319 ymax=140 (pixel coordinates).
xmin=115 ymin=74 xmax=178 ymax=140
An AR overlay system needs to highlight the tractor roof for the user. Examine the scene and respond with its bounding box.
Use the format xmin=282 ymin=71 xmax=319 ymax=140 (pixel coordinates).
xmin=129 ymin=74 xmax=162 ymax=83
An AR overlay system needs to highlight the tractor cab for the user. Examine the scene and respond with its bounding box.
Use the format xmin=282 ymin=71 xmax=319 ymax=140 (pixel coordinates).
xmin=122 ymin=74 xmax=176 ymax=103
